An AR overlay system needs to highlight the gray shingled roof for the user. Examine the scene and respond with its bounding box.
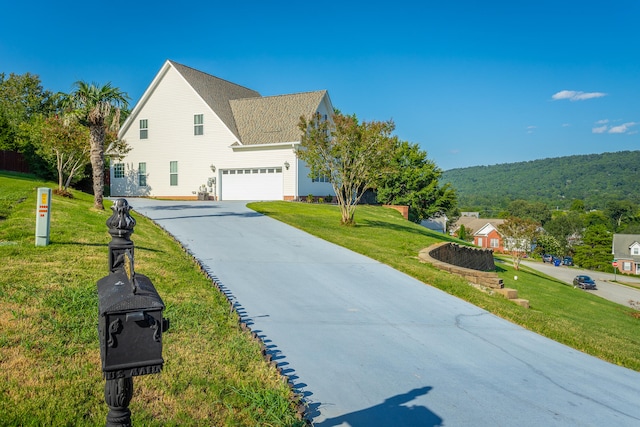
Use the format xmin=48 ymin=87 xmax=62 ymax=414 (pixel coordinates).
xmin=612 ymin=233 xmax=640 ymax=261
xmin=230 ymin=91 xmax=327 ymax=145
xmin=169 ymin=60 xmax=261 ymax=139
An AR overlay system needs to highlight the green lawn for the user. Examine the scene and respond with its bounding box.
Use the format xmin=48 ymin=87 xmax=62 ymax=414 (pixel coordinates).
xmin=0 ymin=172 xmax=305 ymax=426
xmin=249 ymin=201 xmax=640 ymax=371
xmin=2 ymin=174 xmax=638 ymax=426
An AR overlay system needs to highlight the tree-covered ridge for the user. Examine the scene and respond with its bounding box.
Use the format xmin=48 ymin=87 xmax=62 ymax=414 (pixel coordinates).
xmin=443 ymin=151 xmax=640 ymax=214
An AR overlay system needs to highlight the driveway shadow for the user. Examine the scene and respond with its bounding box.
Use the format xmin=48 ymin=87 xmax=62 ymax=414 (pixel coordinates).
xmin=312 ymin=386 xmax=443 ymax=427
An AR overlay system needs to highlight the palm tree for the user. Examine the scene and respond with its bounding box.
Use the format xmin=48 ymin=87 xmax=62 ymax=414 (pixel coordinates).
xmin=63 ymin=81 xmax=129 ymax=210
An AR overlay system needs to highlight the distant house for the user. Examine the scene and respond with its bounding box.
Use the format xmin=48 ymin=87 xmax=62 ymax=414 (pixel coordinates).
xmin=111 ymin=60 xmax=335 ymax=201
xmin=473 ymin=222 xmax=506 ymax=252
xmin=421 ymin=215 xmax=448 ymax=233
xmin=612 ymin=234 xmax=640 ymax=275
xmin=450 ymin=217 xmax=508 ymax=251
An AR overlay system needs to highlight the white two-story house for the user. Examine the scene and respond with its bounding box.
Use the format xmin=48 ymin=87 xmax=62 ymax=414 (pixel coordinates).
xmin=111 ymin=60 xmax=334 ymax=201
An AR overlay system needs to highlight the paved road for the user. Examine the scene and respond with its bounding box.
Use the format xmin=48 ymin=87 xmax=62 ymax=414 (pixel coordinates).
xmin=520 ymin=260 xmax=640 ymax=309
xmin=127 ymin=199 xmax=640 ymax=426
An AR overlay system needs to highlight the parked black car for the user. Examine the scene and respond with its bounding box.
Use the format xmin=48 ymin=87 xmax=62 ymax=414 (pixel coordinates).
xmin=573 ymin=275 xmax=597 ymax=290
xmin=563 ymin=256 xmax=574 ymax=266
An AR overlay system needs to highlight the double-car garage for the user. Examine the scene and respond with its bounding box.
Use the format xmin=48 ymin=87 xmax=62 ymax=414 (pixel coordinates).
xmin=220 ymin=167 xmax=283 ymax=200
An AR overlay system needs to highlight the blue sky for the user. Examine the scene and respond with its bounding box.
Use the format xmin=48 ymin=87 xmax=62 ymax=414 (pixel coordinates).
xmin=1 ymin=1 xmax=638 ymax=170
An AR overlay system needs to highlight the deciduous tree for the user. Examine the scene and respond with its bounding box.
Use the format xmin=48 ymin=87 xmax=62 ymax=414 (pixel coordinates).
xmin=535 ymin=233 xmax=562 ymax=257
xmin=498 ymin=217 xmax=540 ymax=270
xmin=503 ymin=199 xmax=551 ymax=225
xmin=38 ymin=116 xmax=90 ymax=194
xmin=298 ymin=111 xmax=396 ymax=225
xmin=375 ymin=140 xmax=457 ymax=223
xmin=0 ymin=72 xmax=54 ymax=151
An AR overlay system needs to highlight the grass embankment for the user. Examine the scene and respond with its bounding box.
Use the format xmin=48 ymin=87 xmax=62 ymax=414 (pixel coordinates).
xmin=249 ymin=201 xmax=640 ymax=371
xmin=0 ymin=173 xmax=305 ymax=426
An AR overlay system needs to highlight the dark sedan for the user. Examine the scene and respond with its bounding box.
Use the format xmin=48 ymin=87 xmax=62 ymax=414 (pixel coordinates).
xmin=573 ymin=275 xmax=597 ymax=290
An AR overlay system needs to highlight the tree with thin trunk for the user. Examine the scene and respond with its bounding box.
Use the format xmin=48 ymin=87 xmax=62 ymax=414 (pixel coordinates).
xmin=298 ymin=111 xmax=396 ymax=225
xmin=498 ymin=217 xmax=540 ymax=270
xmin=38 ymin=115 xmax=90 ymax=194
xmin=62 ymin=82 xmax=129 ymax=210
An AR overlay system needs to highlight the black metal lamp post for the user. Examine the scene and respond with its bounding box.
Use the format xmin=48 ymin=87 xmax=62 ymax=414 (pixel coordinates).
xmin=98 ymin=199 xmax=169 ymax=426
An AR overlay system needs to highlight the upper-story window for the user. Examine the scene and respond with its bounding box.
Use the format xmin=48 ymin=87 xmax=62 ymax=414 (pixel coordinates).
xmin=140 ymin=119 xmax=148 ymax=139
xmin=633 ymin=247 xmax=639 ymax=255
xmin=194 ymin=114 xmax=203 ymax=135
xmin=114 ymin=163 xmax=125 ymax=178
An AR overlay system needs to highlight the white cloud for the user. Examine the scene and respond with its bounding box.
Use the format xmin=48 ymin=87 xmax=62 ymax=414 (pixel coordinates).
xmin=592 ymin=120 xmax=638 ymax=134
xmin=608 ymin=122 xmax=637 ymax=134
xmin=552 ymin=90 xmax=607 ymax=101
xmin=526 ymin=125 xmax=536 ymax=134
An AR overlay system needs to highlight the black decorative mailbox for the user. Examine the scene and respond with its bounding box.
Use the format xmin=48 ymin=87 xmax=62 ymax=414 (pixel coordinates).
xmin=97 ymin=199 xmax=169 ymax=426
xmin=98 ymin=270 xmax=168 ymax=379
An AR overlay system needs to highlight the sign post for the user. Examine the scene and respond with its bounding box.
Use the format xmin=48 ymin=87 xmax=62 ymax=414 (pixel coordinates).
xmin=612 ymin=259 xmax=618 ymax=281
xmin=35 ymin=187 xmax=51 ymax=247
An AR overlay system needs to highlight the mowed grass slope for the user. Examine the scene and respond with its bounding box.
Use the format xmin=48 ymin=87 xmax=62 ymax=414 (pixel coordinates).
xmin=249 ymin=201 xmax=640 ymax=371
xmin=0 ymin=173 xmax=305 ymax=426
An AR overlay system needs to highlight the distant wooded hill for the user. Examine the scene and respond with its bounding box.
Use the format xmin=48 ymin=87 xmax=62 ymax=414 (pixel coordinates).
xmin=442 ymin=151 xmax=640 ymax=215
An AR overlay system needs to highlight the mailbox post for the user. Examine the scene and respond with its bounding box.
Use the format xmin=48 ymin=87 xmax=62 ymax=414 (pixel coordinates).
xmin=98 ymin=199 xmax=169 ymax=426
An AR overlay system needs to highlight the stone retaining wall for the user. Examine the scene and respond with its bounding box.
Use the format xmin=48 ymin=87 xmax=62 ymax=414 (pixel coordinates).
xmin=428 ymin=242 xmax=496 ymax=271
xmin=419 ymin=242 xmax=503 ymax=289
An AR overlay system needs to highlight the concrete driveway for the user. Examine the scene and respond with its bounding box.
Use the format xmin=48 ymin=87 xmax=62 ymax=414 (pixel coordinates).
xmin=127 ymin=199 xmax=640 ymax=426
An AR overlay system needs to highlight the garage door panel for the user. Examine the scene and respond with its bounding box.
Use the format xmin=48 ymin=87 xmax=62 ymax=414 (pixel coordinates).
xmin=221 ymin=168 xmax=283 ymax=200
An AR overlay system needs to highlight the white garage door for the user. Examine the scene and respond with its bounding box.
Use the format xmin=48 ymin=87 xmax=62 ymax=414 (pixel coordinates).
xmin=220 ymin=167 xmax=283 ymax=200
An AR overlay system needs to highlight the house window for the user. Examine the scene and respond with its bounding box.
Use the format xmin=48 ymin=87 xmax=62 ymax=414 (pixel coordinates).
xmin=633 ymin=248 xmax=639 ymax=255
xmin=140 ymin=119 xmax=148 ymax=139
xmin=312 ymin=172 xmax=330 ymax=183
xmin=170 ymin=161 xmax=178 ymax=186
xmin=623 ymin=261 xmax=632 ymax=271
xmin=194 ymin=114 xmax=203 ymax=135
xmin=490 ymin=238 xmax=500 ymax=248
xmin=114 ymin=163 xmax=124 ymax=179
xmin=138 ymin=162 xmax=147 ymax=186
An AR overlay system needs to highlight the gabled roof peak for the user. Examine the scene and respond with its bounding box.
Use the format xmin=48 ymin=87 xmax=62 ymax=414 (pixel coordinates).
xmin=167 ymin=60 xmax=258 ymax=95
